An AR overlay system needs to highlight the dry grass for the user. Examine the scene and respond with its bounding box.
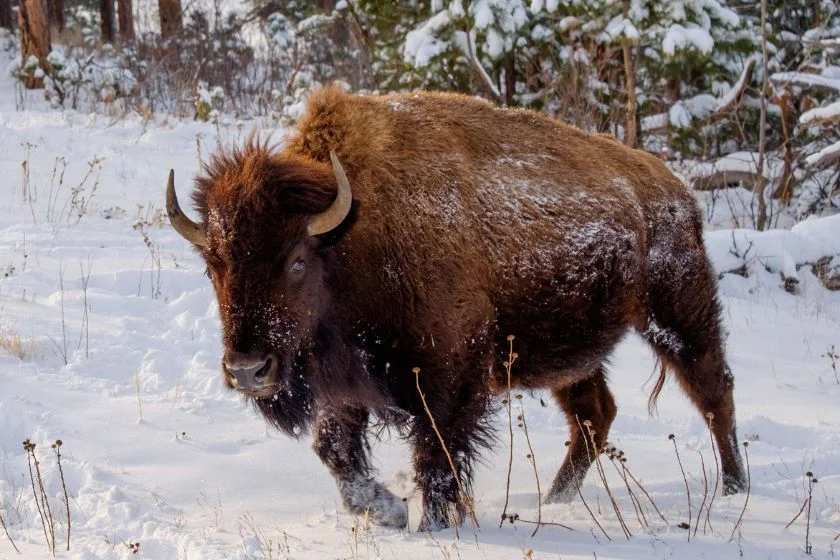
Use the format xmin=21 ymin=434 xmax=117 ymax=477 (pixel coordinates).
xmin=0 ymin=325 xmax=36 ymax=360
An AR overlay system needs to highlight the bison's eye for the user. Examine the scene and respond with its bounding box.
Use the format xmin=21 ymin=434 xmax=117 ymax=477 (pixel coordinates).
xmin=291 ymin=259 xmax=305 ymax=274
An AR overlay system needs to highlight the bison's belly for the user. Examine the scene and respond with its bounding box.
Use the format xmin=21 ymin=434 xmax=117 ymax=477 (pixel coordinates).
xmin=490 ymin=249 xmax=642 ymax=390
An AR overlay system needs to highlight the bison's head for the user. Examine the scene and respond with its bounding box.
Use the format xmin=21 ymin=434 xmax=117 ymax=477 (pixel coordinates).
xmin=166 ymin=144 xmax=352 ymax=426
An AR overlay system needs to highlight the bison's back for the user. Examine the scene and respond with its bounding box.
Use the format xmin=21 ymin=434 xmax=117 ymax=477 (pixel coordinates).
xmin=289 ymin=88 xmax=700 ymax=367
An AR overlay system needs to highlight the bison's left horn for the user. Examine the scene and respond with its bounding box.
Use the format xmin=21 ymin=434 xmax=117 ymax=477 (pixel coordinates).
xmin=308 ymin=151 xmax=353 ymax=236
xmin=166 ymin=169 xmax=207 ymax=247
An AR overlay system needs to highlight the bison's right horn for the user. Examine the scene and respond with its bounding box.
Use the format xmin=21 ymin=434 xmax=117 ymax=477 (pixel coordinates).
xmin=308 ymin=151 xmax=353 ymax=236
xmin=166 ymin=169 xmax=206 ymax=247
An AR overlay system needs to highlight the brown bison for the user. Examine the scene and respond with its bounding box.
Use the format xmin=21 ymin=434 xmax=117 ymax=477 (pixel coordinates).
xmin=166 ymin=86 xmax=745 ymax=531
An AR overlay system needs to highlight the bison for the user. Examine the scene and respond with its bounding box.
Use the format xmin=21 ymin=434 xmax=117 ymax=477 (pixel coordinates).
xmin=166 ymin=86 xmax=746 ymax=531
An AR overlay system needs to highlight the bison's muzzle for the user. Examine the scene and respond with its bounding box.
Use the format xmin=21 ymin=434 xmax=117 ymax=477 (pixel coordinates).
xmin=223 ymin=351 xmax=280 ymax=398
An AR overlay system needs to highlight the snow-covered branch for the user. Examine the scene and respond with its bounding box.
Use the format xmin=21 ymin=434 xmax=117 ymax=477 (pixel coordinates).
xmin=770 ymin=72 xmax=840 ymax=94
xmin=804 ymin=140 xmax=840 ymax=169
xmin=715 ymin=57 xmax=756 ymax=113
xmin=800 ymin=100 xmax=840 ymax=125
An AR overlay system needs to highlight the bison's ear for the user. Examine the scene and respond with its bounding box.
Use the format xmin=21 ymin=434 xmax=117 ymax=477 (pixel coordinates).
xmin=307 ymin=151 xmax=353 ymax=237
xmin=166 ymin=169 xmax=207 ymax=247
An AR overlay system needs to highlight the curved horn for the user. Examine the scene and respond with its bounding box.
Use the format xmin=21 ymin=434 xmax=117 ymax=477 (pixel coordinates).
xmin=166 ymin=169 xmax=206 ymax=247
xmin=308 ymin=151 xmax=353 ymax=236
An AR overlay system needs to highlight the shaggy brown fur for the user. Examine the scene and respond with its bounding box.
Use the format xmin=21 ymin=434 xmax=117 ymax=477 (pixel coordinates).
xmin=175 ymin=85 xmax=746 ymax=531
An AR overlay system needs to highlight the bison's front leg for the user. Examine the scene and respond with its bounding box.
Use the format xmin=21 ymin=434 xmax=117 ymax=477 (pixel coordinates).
xmin=312 ymin=406 xmax=408 ymax=528
xmin=411 ymin=385 xmax=488 ymax=531
xmin=412 ymin=429 xmax=469 ymax=531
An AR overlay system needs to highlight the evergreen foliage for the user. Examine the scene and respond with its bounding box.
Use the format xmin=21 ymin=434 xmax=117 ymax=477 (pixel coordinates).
xmin=10 ymin=0 xmax=840 ymax=220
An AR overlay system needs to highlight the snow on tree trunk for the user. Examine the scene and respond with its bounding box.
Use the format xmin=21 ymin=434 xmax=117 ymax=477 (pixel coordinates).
xmin=100 ymin=0 xmax=115 ymax=43
xmin=18 ymin=0 xmax=51 ymax=89
xmin=159 ymin=0 xmax=182 ymax=40
xmin=118 ymin=0 xmax=134 ymax=42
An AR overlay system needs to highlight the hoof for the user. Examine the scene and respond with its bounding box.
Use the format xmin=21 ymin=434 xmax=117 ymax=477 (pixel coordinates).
xmin=418 ymin=516 xmax=449 ymax=532
xmin=339 ymin=478 xmax=408 ymax=528
xmin=418 ymin=502 xmax=465 ymax=532
xmin=544 ymin=486 xmax=577 ymax=505
xmin=722 ymin=477 xmax=745 ymax=496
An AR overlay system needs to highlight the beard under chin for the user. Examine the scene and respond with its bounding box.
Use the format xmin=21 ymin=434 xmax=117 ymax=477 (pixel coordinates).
xmin=249 ymin=358 xmax=315 ymax=438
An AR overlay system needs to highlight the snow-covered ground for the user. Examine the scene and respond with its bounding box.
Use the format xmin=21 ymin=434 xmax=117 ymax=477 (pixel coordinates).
xmin=1 ymin=55 xmax=840 ymax=560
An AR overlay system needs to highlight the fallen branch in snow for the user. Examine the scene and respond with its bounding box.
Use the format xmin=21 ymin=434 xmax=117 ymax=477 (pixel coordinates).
xmin=689 ymin=152 xmax=777 ymax=192
xmin=513 ymin=517 xmax=574 ymax=532
xmin=693 ymin=169 xmax=768 ymax=192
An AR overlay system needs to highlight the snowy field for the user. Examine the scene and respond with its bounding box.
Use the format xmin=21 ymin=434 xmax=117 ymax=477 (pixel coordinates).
xmin=1 ymin=58 xmax=840 ymax=560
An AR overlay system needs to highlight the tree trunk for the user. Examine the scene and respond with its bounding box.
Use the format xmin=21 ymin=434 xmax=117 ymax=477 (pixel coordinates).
xmin=771 ymin=85 xmax=795 ymax=205
xmin=755 ymin=0 xmax=769 ymax=231
xmin=100 ymin=0 xmax=115 ymax=43
xmin=0 ymin=0 xmax=14 ymax=31
xmin=18 ymin=0 xmax=51 ymax=89
xmin=503 ymin=50 xmax=516 ymax=106
xmin=158 ymin=0 xmax=181 ymax=39
xmin=117 ymin=0 xmax=134 ymax=42
xmin=48 ymin=0 xmax=64 ymax=33
xmin=621 ymin=1 xmax=637 ymax=148
xmin=621 ymin=41 xmax=637 ymax=148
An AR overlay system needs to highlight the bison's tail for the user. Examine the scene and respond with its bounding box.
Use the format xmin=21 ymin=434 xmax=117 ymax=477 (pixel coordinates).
xmin=646 ymin=358 xmax=670 ymax=415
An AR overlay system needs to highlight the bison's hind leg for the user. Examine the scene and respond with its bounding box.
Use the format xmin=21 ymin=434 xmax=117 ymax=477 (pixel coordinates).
xmin=544 ymin=366 xmax=617 ymax=504
xmin=642 ymin=223 xmax=746 ymax=495
xmin=313 ymin=407 xmax=408 ymax=528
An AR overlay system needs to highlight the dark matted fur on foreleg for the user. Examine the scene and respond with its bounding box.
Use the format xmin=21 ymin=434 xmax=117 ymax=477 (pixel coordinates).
xmin=410 ymin=372 xmax=495 ymax=531
xmin=312 ymin=406 xmax=408 ymax=527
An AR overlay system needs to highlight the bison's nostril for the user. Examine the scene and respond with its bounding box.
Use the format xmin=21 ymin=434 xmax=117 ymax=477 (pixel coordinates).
xmin=253 ymin=359 xmax=271 ymax=380
xmin=223 ymin=355 xmax=271 ymax=390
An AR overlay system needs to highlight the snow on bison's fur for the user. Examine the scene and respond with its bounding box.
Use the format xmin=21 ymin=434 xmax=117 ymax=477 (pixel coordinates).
xmin=166 ymin=86 xmax=746 ymax=531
